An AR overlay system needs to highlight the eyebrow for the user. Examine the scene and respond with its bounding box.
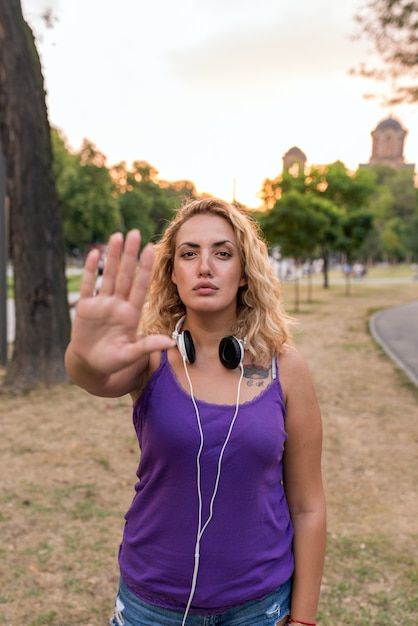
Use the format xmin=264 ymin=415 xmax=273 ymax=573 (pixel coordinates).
xmin=176 ymin=239 xmax=236 ymax=250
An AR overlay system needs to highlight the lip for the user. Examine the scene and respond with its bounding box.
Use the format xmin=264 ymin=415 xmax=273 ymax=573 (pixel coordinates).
xmin=193 ymin=281 xmax=218 ymax=294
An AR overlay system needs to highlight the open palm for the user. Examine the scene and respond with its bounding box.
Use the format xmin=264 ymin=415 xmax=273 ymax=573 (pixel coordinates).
xmin=70 ymin=230 xmax=173 ymax=375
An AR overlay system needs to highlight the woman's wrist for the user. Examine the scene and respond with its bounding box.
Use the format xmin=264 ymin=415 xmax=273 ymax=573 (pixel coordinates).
xmin=288 ymin=617 xmax=316 ymax=626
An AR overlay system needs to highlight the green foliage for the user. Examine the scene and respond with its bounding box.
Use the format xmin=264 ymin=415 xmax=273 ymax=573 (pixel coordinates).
xmin=364 ymin=165 xmax=418 ymax=261
xmin=371 ymin=165 xmax=416 ymax=219
xmin=258 ymin=161 xmax=376 ymax=287
xmin=117 ymin=186 xmax=155 ymax=243
xmin=260 ymin=190 xmax=322 ymax=257
xmin=52 ymin=130 xmax=120 ymax=253
xmin=309 ymin=161 xmax=377 ymax=210
xmin=380 ymin=217 xmax=407 ymax=260
xmin=259 ymin=158 xmax=418 ymax=269
xmin=51 ymin=125 xmax=418 ymax=265
xmin=113 ymin=160 xmax=198 ymax=245
xmin=51 ymin=129 xmax=198 ymax=255
xmin=404 ymin=214 xmax=418 ymax=258
xmin=339 ymin=209 xmax=375 ymax=263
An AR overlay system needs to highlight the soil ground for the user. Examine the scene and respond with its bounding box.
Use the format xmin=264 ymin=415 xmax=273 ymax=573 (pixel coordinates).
xmin=1 ymin=276 xmax=417 ymax=625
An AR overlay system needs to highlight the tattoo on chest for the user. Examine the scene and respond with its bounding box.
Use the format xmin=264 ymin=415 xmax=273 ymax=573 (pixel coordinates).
xmin=243 ymin=361 xmax=270 ymax=387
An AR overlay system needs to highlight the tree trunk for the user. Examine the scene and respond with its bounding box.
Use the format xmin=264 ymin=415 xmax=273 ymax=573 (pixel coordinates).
xmin=322 ymin=248 xmax=329 ymax=289
xmin=0 ymin=0 xmax=71 ymax=388
xmin=293 ymin=261 xmax=300 ymax=312
xmin=306 ymin=259 xmax=313 ymax=303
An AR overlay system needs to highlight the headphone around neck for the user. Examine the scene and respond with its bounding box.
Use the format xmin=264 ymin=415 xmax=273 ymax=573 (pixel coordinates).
xmin=172 ymin=316 xmax=246 ymax=370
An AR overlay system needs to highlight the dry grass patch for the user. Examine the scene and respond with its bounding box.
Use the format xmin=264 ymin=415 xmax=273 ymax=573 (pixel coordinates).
xmin=1 ymin=278 xmax=418 ymax=625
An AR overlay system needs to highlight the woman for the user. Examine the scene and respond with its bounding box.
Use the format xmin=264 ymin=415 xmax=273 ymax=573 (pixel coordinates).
xmin=65 ymin=198 xmax=326 ymax=626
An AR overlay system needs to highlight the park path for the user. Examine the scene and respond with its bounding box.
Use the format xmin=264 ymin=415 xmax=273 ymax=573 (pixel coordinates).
xmin=370 ymin=299 xmax=418 ymax=387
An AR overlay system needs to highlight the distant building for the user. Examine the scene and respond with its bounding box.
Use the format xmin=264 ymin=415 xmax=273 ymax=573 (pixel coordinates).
xmin=281 ymin=117 xmax=415 ymax=175
xmin=360 ymin=117 xmax=415 ymax=170
xmin=282 ymin=146 xmax=307 ymax=176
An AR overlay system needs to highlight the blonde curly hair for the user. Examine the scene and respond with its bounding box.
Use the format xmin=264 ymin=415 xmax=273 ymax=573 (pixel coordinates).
xmin=141 ymin=197 xmax=293 ymax=363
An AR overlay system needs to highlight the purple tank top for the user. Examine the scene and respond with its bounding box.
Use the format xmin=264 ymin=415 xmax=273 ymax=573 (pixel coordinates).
xmin=119 ymin=351 xmax=294 ymax=614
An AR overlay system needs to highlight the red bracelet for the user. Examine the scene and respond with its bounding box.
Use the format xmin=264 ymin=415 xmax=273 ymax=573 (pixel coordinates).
xmin=288 ymin=618 xmax=316 ymax=626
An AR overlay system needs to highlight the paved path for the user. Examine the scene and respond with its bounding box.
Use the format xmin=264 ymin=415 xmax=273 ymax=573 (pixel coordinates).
xmin=370 ymin=300 xmax=418 ymax=387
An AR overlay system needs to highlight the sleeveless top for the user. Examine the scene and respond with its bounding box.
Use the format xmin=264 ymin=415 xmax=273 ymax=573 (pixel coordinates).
xmin=119 ymin=351 xmax=294 ymax=614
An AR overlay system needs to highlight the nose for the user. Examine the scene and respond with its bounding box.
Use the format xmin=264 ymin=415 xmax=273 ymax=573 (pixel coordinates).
xmin=198 ymin=251 xmax=213 ymax=276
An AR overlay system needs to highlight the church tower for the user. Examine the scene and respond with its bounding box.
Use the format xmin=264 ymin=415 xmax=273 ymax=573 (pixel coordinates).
xmin=282 ymin=146 xmax=307 ymax=176
xmin=361 ymin=117 xmax=414 ymax=170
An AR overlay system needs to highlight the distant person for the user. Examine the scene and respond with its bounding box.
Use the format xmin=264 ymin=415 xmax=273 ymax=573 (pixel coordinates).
xmin=65 ymin=198 xmax=326 ymax=626
xmin=352 ymin=262 xmax=365 ymax=279
xmin=342 ymin=263 xmax=351 ymax=278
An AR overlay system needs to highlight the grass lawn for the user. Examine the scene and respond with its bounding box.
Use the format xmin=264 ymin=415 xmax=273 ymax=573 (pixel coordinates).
xmin=1 ymin=276 xmax=417 ymax=625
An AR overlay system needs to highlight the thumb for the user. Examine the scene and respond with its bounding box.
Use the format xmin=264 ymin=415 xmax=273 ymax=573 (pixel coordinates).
xmin=124 ymin=334 xmax=176 ymax=363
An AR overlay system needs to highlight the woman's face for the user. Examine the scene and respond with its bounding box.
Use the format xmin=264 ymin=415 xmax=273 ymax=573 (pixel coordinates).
xmin=171 ymin=214 xmax=246 ymax=315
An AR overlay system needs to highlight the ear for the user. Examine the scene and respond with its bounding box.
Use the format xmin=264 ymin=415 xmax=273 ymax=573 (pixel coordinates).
xmin=239 ymin=274 xmax=247 ymax=288
xmin=171 ymin=269 xmax=177 ymax=285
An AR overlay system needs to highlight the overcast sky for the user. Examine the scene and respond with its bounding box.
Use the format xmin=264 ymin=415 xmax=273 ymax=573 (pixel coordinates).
xmin=22 ymin=0 xmax=418 ymax=207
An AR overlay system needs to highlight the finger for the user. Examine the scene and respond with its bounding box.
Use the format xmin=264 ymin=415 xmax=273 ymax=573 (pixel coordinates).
xmin=123 ymin=334 xmax=176 ymax=365
xmin=129 ymin=243 xmax=155 ymax=311
xmin=114 ymin=230 xmax=141 ymax=299
xmin=99 ymin=233 xmax=123 ymax=295
xmin=79 ymin=248 xmax=100 ymax=298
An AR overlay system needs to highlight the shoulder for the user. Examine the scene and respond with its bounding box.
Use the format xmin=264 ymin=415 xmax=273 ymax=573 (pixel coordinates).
xmin=279 ymin=344 xmax=310 ymax=380
xmin=278 ymin=344 xmax=317 ymax=405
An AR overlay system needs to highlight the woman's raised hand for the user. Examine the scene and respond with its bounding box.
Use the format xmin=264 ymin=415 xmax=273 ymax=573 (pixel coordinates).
xmin=69 ymin=230 xmax=174 ymax=376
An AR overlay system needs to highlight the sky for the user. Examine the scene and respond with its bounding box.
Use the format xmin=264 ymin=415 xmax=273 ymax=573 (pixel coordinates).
xmin=21 ymin=0 xmax=418 ymax=208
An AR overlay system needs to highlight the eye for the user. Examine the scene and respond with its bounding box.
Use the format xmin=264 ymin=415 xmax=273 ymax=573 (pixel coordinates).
xmin=180 ymin=250 xmax=197 ymax=258
xmin=216 ymin=250 xmax=232 ymax=258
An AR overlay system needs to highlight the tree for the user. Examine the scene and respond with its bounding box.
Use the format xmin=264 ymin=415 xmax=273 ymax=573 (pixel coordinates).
xmin=353 ymin=0 xmax=418 ymax=104
xmin=53 ymin=133 xmax=200 ymax=254
xmin=118 ymin=185 xmax=155 ymax=243
xmin=313 ymin=163 xmax=375 ymax=292
xmin=259 ymin=190 xmax=331 ymax=309
xmin=361 ymin=165 xmax=418 ymax=261
xmin=380 ymin=217 xmax=405 ymax=261
xmin=338 ymin=208 xmax=375 ymax=294
xmin=260 ymin=170 xmax=306 ymax=209
xmin=304 ymin=195 xmax=343 ymax=290
xmin=309 ymin=162 xmax=377 ymax=210
xmin=259 ymin=161 xmax=376 ymax=291
xmin=53 ymin=134 xmax=121 ymax=254
xmin=0 ymin=0 xmax=71 ymax=387
xmin=405 ymin=214 xmax=418 ymax=260
xmin=113 ymin=161 xmax=198 ymax=245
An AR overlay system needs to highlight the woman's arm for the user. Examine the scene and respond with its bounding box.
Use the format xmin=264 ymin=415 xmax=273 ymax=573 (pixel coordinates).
xmin=280 ymin=346 xmax=327 ymax=624
xmin=65 ymin=230 xmax=175 ymax=398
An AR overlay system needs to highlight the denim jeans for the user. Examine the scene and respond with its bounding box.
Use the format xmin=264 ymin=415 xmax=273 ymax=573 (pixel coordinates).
xmin=109 ymin=576 xmax=291 ymax=626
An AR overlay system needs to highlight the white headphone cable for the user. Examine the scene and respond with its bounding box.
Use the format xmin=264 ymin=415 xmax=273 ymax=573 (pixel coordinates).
xmin=181 ymin=359 xmax=244 ymax=625
xmin=200 ymin=363 xmax=244 ymax=537
xmin=181 ymin=356 xmax=204 ymax=626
